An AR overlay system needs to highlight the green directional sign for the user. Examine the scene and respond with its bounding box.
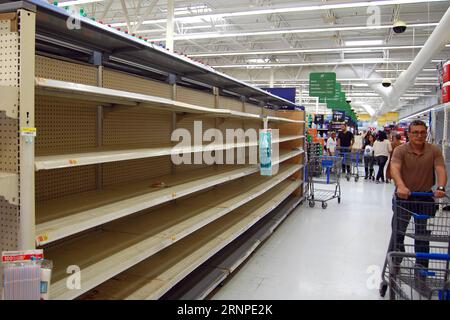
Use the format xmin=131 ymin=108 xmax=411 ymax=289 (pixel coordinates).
xmin=309 ymin=72 xmax=336 ymax=98
xmin=319 ymin=82 xmax=341 ymax=103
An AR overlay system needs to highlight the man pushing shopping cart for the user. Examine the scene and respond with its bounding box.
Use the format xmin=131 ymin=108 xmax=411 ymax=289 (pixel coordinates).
xmin=380 ymin=120 xmax=448 ymax=299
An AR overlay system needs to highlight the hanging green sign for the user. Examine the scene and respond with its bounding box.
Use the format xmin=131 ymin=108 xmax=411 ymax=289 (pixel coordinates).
xmin=319 ymin=82 xmax=341 ymax=103
xmin=309 ymin=72 xmax=336 ymax=98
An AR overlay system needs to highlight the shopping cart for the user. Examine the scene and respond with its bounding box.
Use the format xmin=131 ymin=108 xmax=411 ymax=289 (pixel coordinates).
xmin=335 ymin=147 xmax=363 ymax=182
xmin=335 ymin=147 xmax=352 ymax=181
xmin=379 ymin=192 xmax=450 ymax=297
xmin=349 ymin=149 xmax=364 ymax=182
xmin=306 ymin=155 xmax=342 ymax=209
xmin=386 ymin=252 xmax=450 ymax=300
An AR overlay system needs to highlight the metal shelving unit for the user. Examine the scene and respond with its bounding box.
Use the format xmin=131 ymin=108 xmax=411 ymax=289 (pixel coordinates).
xmin=0 ymin=0 xmax=306 ymax=300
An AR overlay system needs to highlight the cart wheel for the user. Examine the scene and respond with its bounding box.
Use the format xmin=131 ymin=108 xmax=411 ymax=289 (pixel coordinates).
xmin=311 ymin=195 xmax=314 ymax=200
xmin=322 ymin=202 xmax=327 ymax=209
xmin=309 ymin=201 xmax=315 ymax=208
xmin=379 ymin=281 xmax=388 ymax=297
xmin=355 ymin=176 xmax=359 ymax=182
xmin=346 ymin=176 xmax=350 ymax=181
xmin=338 ymin=197 xmax=341 ymax=204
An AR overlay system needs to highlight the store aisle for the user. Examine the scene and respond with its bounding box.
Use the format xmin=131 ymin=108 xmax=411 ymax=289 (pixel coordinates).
xmin=212 ymin=179 xmax=395 ymax=300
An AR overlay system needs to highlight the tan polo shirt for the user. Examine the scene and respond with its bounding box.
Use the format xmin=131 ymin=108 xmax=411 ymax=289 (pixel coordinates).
xmin=391 ymin=142 xmax=445 ymax=192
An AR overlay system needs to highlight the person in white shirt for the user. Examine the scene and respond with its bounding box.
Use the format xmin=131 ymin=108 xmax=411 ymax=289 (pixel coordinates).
xmin=373 ymin=130 xmax=392 ymax=183
xmin=326 ymin=132 xmax=337 ymax=156
xmin=363 ymin=133 xmax=375 ymax=180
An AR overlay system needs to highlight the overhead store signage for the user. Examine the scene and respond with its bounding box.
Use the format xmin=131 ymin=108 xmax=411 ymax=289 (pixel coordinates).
xmin=314 ymin=114 xmax=324 ymax=125
xmin=332 ymin=111 xmax=345 ymax=122
xmin=319 ymin=83 xmax=341 ymax=103
xmin=309 ymin=72 xmax=336 ymax=98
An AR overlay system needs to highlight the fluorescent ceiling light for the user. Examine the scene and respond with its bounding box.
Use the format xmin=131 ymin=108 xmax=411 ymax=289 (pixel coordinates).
xmin=57 ymin=0 xmax=103 ymax=6
xmin=188 ymin=45 xmax=424 ymax=57
xmin=247 ymin=58 xmax=270 ymax=63
xmin=351 ymin=83 xmax=370 ymax=87
xmin=182 ymin=24 xmax=228 ymax=30
xmin=149 ymin=23 xmax=437 ymax=41
xmin=345 ymin=40 xmax=383 ymax=46
xmin=212 ymin=59 xmax=413 ymax=68
xmin=375 ymin=68 xmax=436 ymax=72
xmin=111 ymin=0 xmax=446 ymax=27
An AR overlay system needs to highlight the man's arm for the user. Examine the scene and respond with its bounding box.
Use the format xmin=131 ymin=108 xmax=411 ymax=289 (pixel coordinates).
xmin=434 ymin=147 xmax=448 ymax=198
xmin=390 ymin=148 xmax=410 ymax=199
xmin=435 ymin=164 xmax=447 ymax=198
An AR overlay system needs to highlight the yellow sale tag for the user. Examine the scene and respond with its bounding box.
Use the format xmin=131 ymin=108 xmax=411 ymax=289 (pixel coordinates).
xmin=68 ymin=159 xmax=78 ymax=165
xmin=171 ymin=235 xmax=177 ymax=242
xmin=21 ymin=127 xmax=37 ymax=137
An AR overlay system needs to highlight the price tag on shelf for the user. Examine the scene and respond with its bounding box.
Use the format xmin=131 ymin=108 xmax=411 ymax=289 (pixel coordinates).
xmin=36 ymin=234 xmax=49 ymax=246
xmin=20 ymin=127 xmax=36 ymax=137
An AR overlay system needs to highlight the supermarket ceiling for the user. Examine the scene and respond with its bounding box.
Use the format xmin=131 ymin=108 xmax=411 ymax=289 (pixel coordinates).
xmin=55 ymin=0 xmax=450 ymax=115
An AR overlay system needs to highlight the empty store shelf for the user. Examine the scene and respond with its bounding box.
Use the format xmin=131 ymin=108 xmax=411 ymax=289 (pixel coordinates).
xmin=35 ymin=149 xmax=303 ymax=246
xmin=77 ymin=180 xmax=300 ymax=300
xmin=45 ymin=168 xmax=301 ymax=300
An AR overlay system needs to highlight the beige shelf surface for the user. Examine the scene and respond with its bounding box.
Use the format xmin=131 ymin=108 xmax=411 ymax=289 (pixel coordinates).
xmin=35 ymin=78 xmax=300 ymax=123
xmin=78 ymin=179 xmax=300 ymax=300
xmin=34 ymin=136 xmax=303 ymax=171
xmin=35 ymin=148 xmax=302 ymax=246
xmin=46 ymin=165 xmax=301 ymax=300
xmin=35 ymin=78 xmax=229 ymax=115
xmin=267 ymin=116 xmax=305 ymax=124
xmin=0 ymin=172 xmax=18 ymax=205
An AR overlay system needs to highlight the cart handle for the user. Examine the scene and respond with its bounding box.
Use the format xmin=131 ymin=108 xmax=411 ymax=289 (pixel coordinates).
xmin=411 ymin=212 xmax=432 ymax=220
xmin=416 ymin=253 xmax=450 ymax=261
xmin=410 ymin=192 xmax=434 ymax=197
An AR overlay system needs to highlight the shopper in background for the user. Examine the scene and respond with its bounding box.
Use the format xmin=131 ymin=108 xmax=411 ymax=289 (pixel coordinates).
xmin=386 ymin=134 xmax=403 ymax=183
xmin=363 ymin=133 xmax=375 ymax=180
xmin=337 ymin=124 xmax=354 ymax=175
xmin=373 ymin=130 xmax=392 ymax=183
xmin=326 ymin=132 xmax=337 ymax=156
xmin=363 ymin=131 xmax=373 ymax=148
xmin=388 ymin=120 xmax=447 ymax=272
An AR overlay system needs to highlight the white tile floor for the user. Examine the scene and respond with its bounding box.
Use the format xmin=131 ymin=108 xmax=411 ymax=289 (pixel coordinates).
xmin=212 ymin=177 xmax=396 ymax=300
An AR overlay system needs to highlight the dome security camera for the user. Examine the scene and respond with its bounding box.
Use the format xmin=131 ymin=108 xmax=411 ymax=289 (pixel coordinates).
xmin=393 ymin=20 xmax=407 ymax=34
xmin=382 ymin=78 xmax=392 ymax=88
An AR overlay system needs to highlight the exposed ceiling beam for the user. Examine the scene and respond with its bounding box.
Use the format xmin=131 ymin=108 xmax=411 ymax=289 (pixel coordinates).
xmin=119 ymin=0 xmax=132 ymax=32
xmin=132 ymin=0 xmax=159 ymax=33
xmin=109 ymin=0 xmax=448 ymax=27
xmin=99 ymin=0 xmax=113 ymax=21
xmin=187 ymin=44 xmax=447 ymax=57
xmin=148 ymin=22 xmax=439 ymax=42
